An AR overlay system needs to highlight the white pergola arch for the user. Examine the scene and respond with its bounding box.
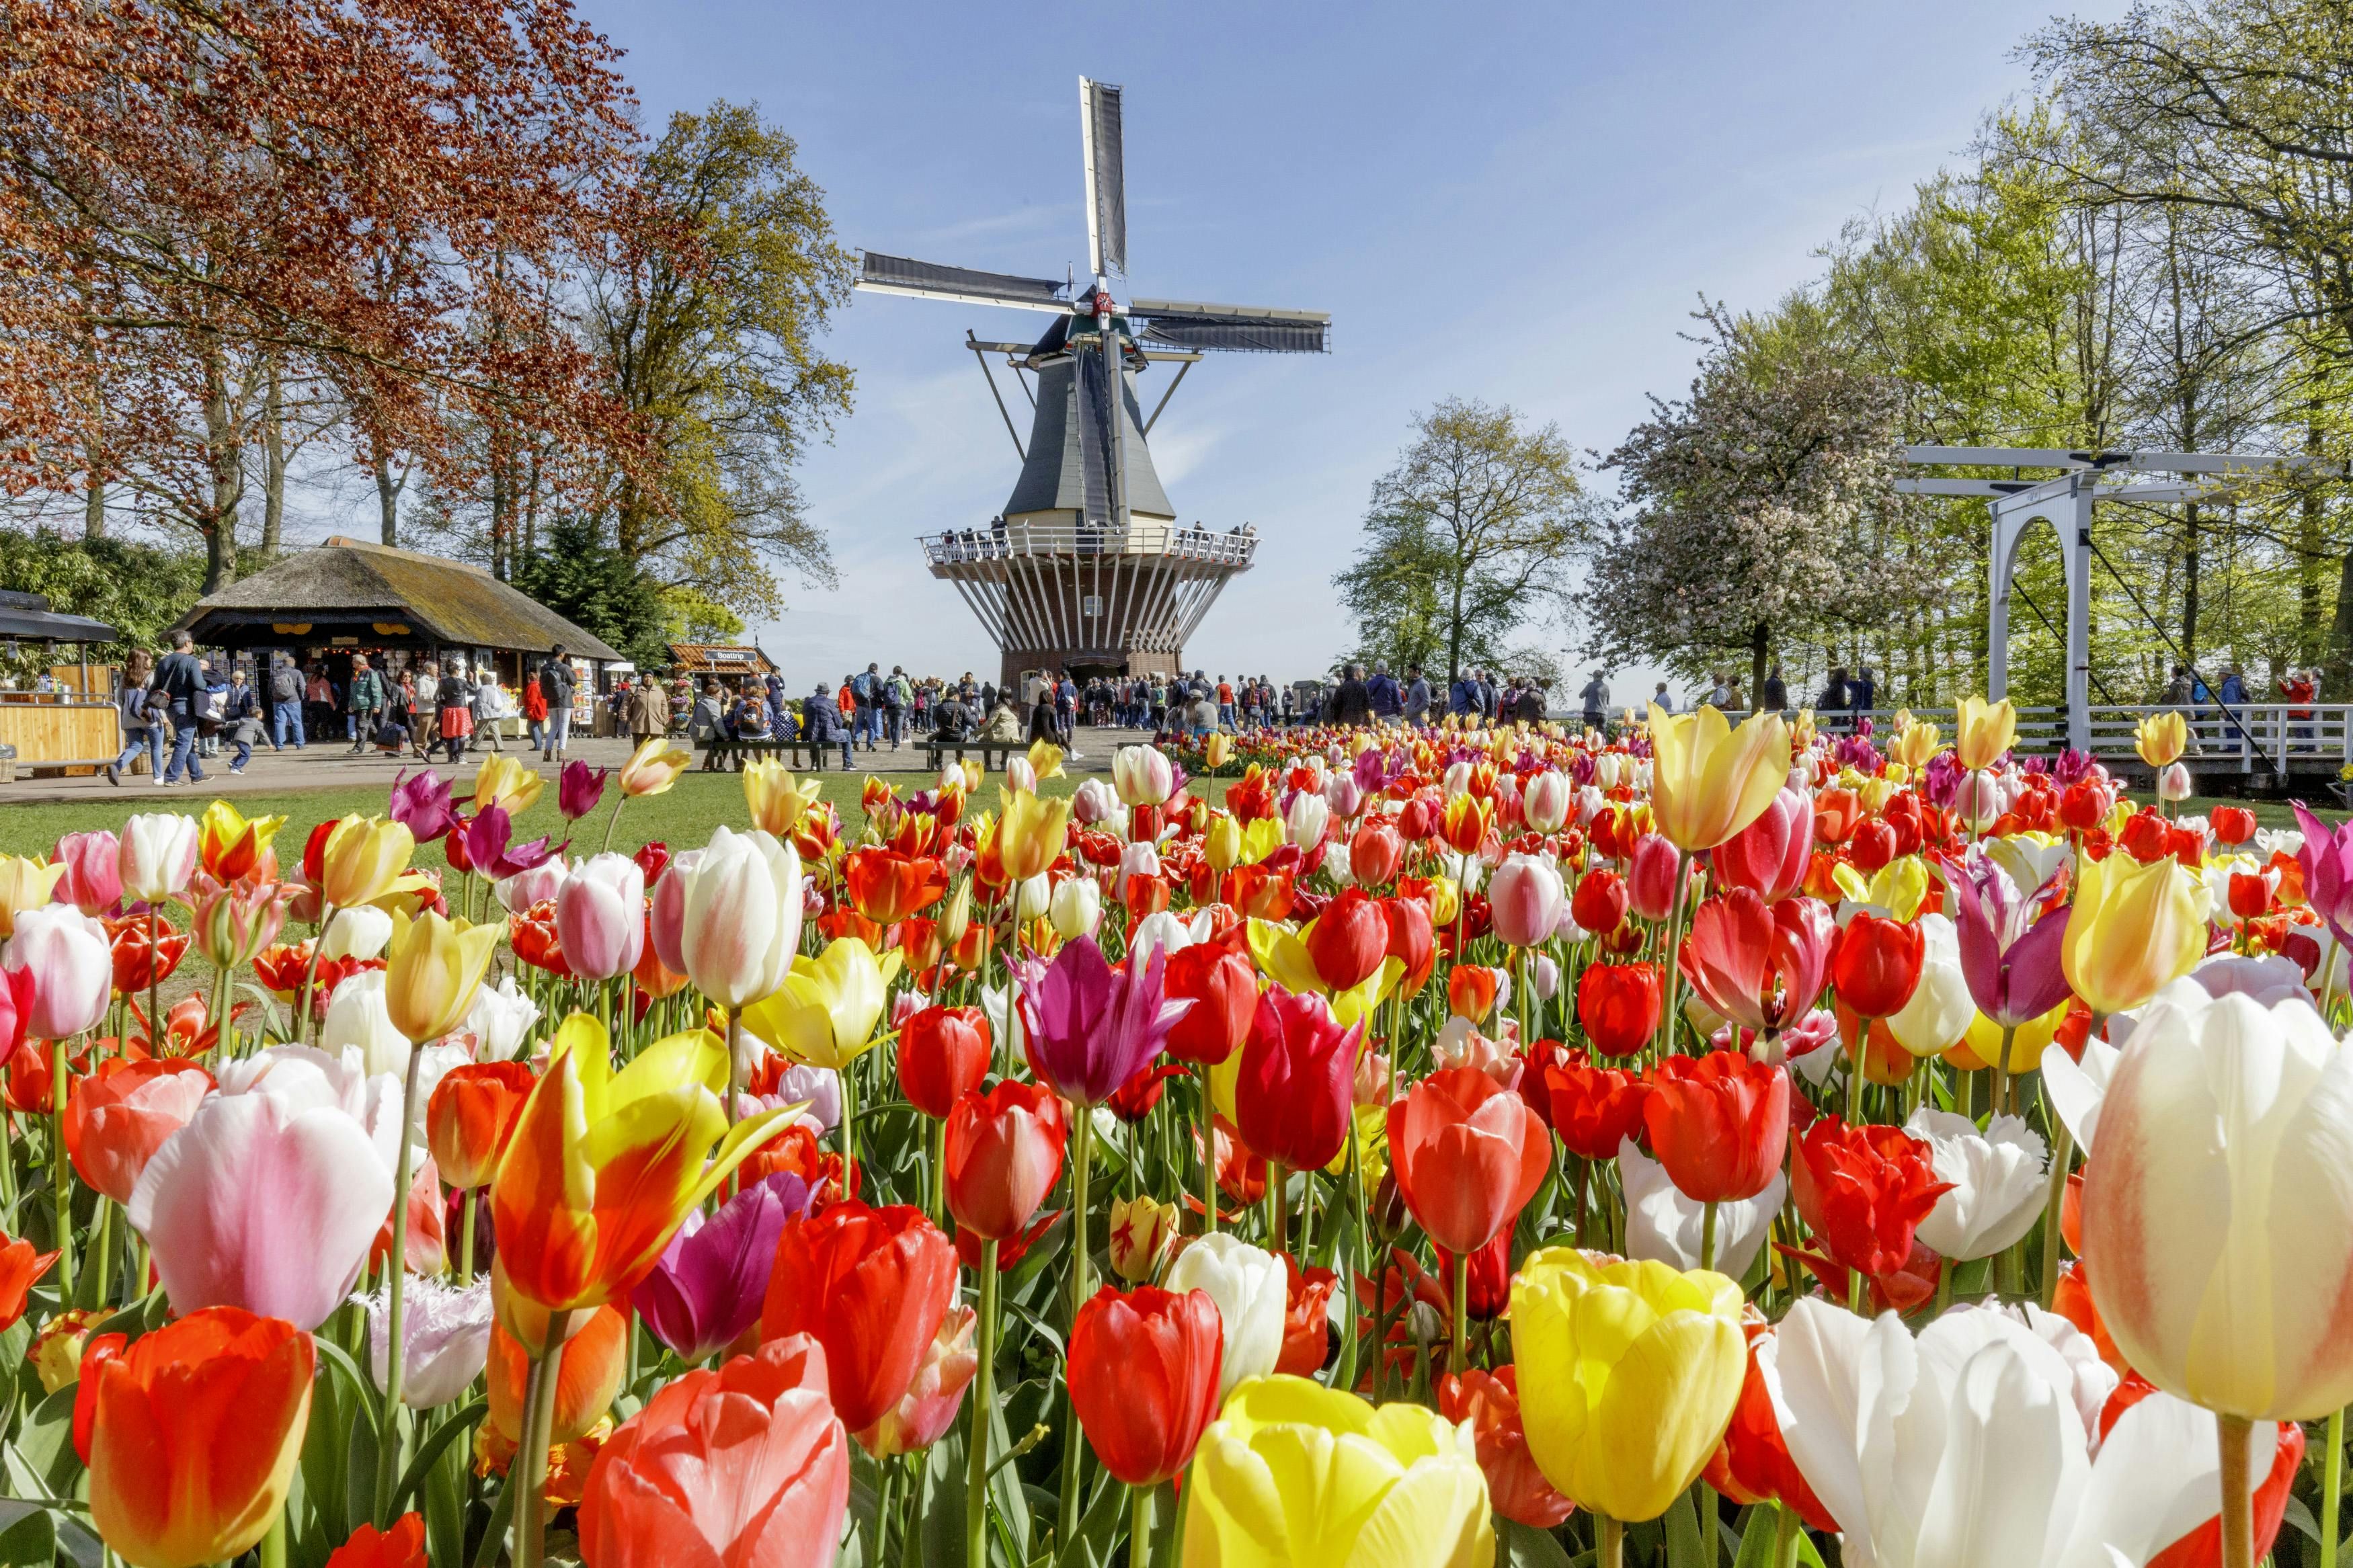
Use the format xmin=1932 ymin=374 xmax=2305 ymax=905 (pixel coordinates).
xmin=1897 ymin=447 xmax=2325 ymax=753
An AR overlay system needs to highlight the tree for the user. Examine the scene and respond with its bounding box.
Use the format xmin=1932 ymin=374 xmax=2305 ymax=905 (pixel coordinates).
xmin=1584 ymin=303 xmax=1920 ymax=698
xmin=1332 ymin=399 xmax=1585 ymax=680
xmin=0 ymin=532 xmax=205 ymax=667
xmin=581 ymin=101 xmax=855 ymax=616
xmin=512 ymin=517 xmax=668 ymax=671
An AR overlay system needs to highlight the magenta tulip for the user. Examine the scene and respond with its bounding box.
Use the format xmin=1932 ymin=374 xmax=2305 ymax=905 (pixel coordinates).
xmin=633 ymin=1172 xmax=814 ymax=1363
xmin=1017 ymin=936 xmax=1190 ymax=1108
xmin=559 ymin=759 xmax=611 ymax=821
xmin=2293 ymin=801 xmax=2353 ymax=947
xmin=554 ymin=852 xmax=645 ymax=982
xmin=1942 ymin=850 xmax=2073 ymax=1026
xmin=389 ymin=769 xmax=461 ymax=844
xmin=1714 ymin=786 xmax=1812 ymax=902
xmin=454 ymin=805 xmax=561 ymax=882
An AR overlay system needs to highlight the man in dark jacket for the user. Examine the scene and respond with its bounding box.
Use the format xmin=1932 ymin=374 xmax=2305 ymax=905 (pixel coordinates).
xmin=1366 ymin=665 xmax=1401 ymax=720
xmin=539 ymin=647 xmax=576 ymax=761
xmin=155 ymin=630 xmax=208 ymax=785
xmin=803 ymin=682 xmax=852 ymax=769
xmin=1759 ymin=665 xmax=1788 ymax=712
xmin=268 ymin=655 xmax=305 ymax=751
xmin=1326 ymin=663 xmax=1376 ymax=727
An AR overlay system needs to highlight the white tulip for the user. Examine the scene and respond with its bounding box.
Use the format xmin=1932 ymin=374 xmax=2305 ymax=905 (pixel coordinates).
xmin=318 ymin=970 xmax=412 ymax=1078
xmin=1904 ymin=1108 xmax=2048 ymax=1261
xmin=1283 ymin=790 xmax=1330 ymax=852
xmin=319 ymin=904 xmax=393 ymax=962
xmin=494 ymin=859 xmax=568 ymax=914
xmin=1163 ymin=1233 xmax=1285 ymax=1403
xmin=464 ymin=976 xmax=542 ymax=1062
xmin=1012 ymin=873 xmax=1053 ymax=925
xmin=677 ymin=826 xmax=802 ymax=1007
xmin=1887 ymin=913 xmax=1975 ymax=1056
xmin=364 ymin=1274 xmax=493 ymax=1407
xmin=1618 ymin=1136 xmax=1782 ymax=1278
xmin=1049 ymin=876 xmax=1102 ymax=941
xmin=2040 ymin=1032 xmax=2122 ymax=1155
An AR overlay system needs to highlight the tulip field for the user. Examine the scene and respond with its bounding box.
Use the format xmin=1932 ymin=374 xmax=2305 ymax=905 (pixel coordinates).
xmin=0 ymin=704 xmax=2348 ymax=1568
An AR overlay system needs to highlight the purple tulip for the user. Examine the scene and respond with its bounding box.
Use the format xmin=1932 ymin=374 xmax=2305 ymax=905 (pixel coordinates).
xmin=631 ymin=1172 xmax=814 ymax=1363
xmin=559 ymin=759 xmax=611 ymax=821
xmin=2293 ymin=800 xmax=2353 ymax=946
xmin=458 ymin=804 xmax=562 ymax=881
xmin=390 ymin=769 xmax=461 ymax=844
xmin=2052 ymin=748 xmax=2098 ymax=787
xmin=1016 ymin=936 xmax=1191 ymax=1107
xmin=1943 ymin=850 xmax=2073 ymax=1026
xmin=1923 ymin=749 xmax=1965 ymax=809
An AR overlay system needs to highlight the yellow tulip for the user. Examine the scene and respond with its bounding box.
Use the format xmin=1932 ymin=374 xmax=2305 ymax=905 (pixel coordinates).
xmin=1511 ymin=1249 xmax=1745 ymax=1524
xmin=2061 ymin=848 xmax=2205 ymax=1015
xmin=2135 ymin=710 xmax=2188 ymax=768
xmin=1204 ymin=813 xmax=1244 ymax=876
xmin=997 ymin=789 xmax=1070 ymax=883
xmin=1890 ymin=718 xmax=1942 ymax=772
xmin=471 ymin=754 xmax=544 ymax=818
xmin=1181 ymin=1375 xmax=1494 ymax=1568
xmin=318 ymin=816 xmax=415 ymax=909
xmin=1646 ymin=704 xmax=1790 ymax=851
xmin=742 ymin=758 xmax=822 ymax=836
xmin=1857 ymin=774 xmax=1900 ymax=813
xmin=1953 ymin=694 xmax=2017 ymax=771
xmin=619 ymin=736 xmax=692 ymax=798
xmin=489 ymin=1013 xmax=791 ymax=1321
xmin=1831 ymin=855 xmax=1932 ymax=922
xmin=197 ymin=799 xmax=287 ymax=878
xmin=1203 ymin=732 xmax=1233 ymax=770
xmin=1237 ymin=817 xmax=1285 ymax=868
xmin=740 ymin=936 xmax=904 ymax=1070
xmin=939 ymin=876 xmax=973 ymax=946
xmin=1949 ymin=997 xmax=2071 ymax=1073
xmin=1790 ymin=708 xmax=1817 ymax=751
xmin=1423 ymin=874 xmax=1462 ymax=927
xmin=383 ymin=908 xmax=502 ymax=1043
xmin=1026 ymin=737 xmax=1066 ymax=780
xmin=0 ymin=856 xmax=67 ymax=938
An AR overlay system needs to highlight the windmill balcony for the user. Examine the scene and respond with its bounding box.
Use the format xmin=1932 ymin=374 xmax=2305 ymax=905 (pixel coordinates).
xmin=920 ymin=522 xmax=1257 ymax=568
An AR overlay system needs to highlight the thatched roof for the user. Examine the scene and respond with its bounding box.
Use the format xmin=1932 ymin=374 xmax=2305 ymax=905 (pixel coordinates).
xmin=178 ymin=538 xmax=624 ymax=661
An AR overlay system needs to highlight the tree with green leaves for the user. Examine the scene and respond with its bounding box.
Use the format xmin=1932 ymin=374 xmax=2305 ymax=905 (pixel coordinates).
xmin=1333 ymin=399 xmax=1585 ymax=680
xmin=512 ymin=516 xmax=668 ymax=669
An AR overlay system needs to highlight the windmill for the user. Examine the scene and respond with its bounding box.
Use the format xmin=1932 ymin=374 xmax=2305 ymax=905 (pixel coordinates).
xmin=856 ymin=77 xmax=1330 ymax=691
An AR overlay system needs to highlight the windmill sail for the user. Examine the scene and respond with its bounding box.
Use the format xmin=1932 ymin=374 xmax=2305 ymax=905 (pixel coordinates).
xmin=856 ymin=253 xmax=1069 ymax=313
xmin=1080 ymin=79 xmax=1126 ymax=278
xmin=1129 ymin=298 xmax=1330 ymax=354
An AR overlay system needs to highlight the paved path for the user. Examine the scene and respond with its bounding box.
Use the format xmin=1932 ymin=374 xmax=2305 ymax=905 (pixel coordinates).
xmin=6 ymin=725 xmax=1144 ymax=802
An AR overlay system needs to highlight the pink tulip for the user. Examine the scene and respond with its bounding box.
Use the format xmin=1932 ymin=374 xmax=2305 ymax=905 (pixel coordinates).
xmin=648 ymin=846 xmax=699 ymax=975
xmin=1487 ymin=854 xmax=1566 ymax=949
xmin=555 ymin=852 xmax=645 ymax=982
xmin=4 ymin=904 xmax=112 ymax=1039
xmin=493 ymin=860 xmax=569 ymax=915
xmin=68 ymin=1059 xmax=213 ymax=1204
xmin=116 ymin=812 xmax=198 ymax=905
xmin=126 ymin=1062 xmax=394 ymax=1330
xmin=1626 ymin=832 xmax=1683 ymax=923
xmin=50 ymin=831 xmax=122 ymax=917
xmin=1522 ymin=772 xmax=1572 ymax=835
xmin=858 ymin=1303 xmax=978 ymax=1456
xmin=1714 ymin=787 xmax=1812 ymax=902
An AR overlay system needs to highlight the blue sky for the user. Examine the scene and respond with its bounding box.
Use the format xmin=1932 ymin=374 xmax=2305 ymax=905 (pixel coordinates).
xmin=584 ymin=0 xmax=2119 ymax=696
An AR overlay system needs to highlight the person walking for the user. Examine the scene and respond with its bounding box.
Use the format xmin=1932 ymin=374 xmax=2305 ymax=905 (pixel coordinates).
xmin=221 ymin=665 xmax=263 ymax=774
xmin=106 ymin=651 xmax=164 ymax=786
xmin=883 ymin=665 xmax=911 ymax=751
xmin=1759 ymin=664 xmax=1788 ymax=713
xmin=539 ymin=647 xmax=575 ymax=761
xmin=1404 ymin=666 xmax=1432 ymax=724
xmin=433 ymin=663 xmax=474 ymax=764
xmin=155 ymin=631 xmax=208 ymax=786
xmin=267 ymin=655 xmax=305 ymax=751
xmin=346 ymin=655 xmax=385 ymax=753
xmin=304 ymin=664 xmax=337 ymax=744
xmin=627 ymin=671 xmax=668 ymax=747
xmin=1326 ymin=663 xmax=1375 ymax=727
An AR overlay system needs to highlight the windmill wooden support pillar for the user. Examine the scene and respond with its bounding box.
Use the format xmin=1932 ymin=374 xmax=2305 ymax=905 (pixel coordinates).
xmin=1985 ymin=472 xmax=2095 ymax=753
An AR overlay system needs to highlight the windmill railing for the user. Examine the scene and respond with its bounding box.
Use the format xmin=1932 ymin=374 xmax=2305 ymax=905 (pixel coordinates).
xmin=922 ymin=522 xmax=1257 ymax=568
xmin=1690 ymin=702 xmax=2351 ymax=774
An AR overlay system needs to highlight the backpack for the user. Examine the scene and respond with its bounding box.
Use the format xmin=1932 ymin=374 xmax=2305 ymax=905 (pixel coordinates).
xmin=271 ymin=667 xmax=301 ymax=703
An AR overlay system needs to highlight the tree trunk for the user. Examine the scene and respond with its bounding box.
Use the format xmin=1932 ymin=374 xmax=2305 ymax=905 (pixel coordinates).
xmin=1749 ymin=620 xmax=1769 ymax=706
xmin=1445 ymin=570 xmax=1466 ymax=686
xmin=2326 ymin=541 xmax=2353 ymax=701
xmin=374 ymin=451 xmax=400 ymax=546
xmin=199 ymin=337 xmax=242 ymax=591
xmin=262 ymin=356 xmax=286 ymax=554
xmin=2181 ymin=502 xmax=2200 ymax=667
xmin=82 ymin=470 xmax=104 ymax=540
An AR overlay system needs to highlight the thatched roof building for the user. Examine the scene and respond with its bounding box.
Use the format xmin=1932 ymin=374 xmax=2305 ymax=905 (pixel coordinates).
xmin=177 ymin=538 xmax=623 ymax=684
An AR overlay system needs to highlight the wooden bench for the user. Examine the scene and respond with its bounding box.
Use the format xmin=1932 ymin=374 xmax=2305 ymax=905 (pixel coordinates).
xmin=922 ymin=737 xmax=1018 ymax=773
xmin=697 ymin=735 xmax=834 ymax=771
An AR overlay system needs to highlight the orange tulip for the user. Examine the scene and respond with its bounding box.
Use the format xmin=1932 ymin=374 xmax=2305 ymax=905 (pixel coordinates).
xmin=842 ymin=847 xmax=949 ymax=925
xmin=487 ymin=1304 xmax=627 ymax=1444
xmin=325 ymin=1515 xmax=426 ymax=1568
xmin=427 ymin=1061 xmax=538 ymax=1192
xmin=1448 ymin=964 xmax=1504 ymax=1024
xmin=0 ymin=1231 xmax=61 ymax=1333
xmin=1441 ymin=794 xmax=1495 ymax=856
xmin=86 ymin=1307 xmax=313 ymax=1568
xmin=63 ymin=1057 xmax=214 ymax=1204
xmin=197 ymin=800 xmax=286 ymax=883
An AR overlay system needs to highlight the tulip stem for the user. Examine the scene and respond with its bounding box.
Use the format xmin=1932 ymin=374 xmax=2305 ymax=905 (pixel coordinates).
xmin=1989 ymin=1025 xmax=2016 ymax=1128
xmin=1844 ymin=1018 xmax=1872 ymax=1128
xmin=2323 ymin=1406 xmax=2346 ymax=1568
xmin=1700 ymin=1200 xmax=1718 ymax=1274
xmin=1129 ymin=1483 xmax=1152 ymax=1568
xmin=1773 ymin=1499 xmax=1800 ymax=1568
xmin=2037 ymin=1120 xmax=2074 ymax=1310
xmin=1059 ymin=1108 xmax=1094 ymax=1549
xmin=1199 ymin=1073 xmax=1218 ymax=1235
xmin=147 ymin=906 xmax=161 ymax=1053
xmin=1597 ymin=1513 xmax=1624 ymax=1568
xmin=1449 ymin=1250 xmax=1468 ymax=1374
xmin=600 ymin=792 xmax=627 ymax=855
xmin=2218 ymin=1412 xmax=2256 ymax=1568
xmin=259 ymin=1501 xmax=287 ymax=1568
xmin=374 ymin=1037 xmax=428 ymax=1524
xmin=840 ymin=1056 xmax=859 ymax=1175
xmin=50 ymin=1036 xmax=72 ymax=1294
xmin=296 ymin=904 xmax=332 ymax=1045
xmin=512 ymin=1308 xmax=575 ymax=1568
xmin=966 ymin=1240 xmax=999 ymax=1568
xmin=1269 ymin=1162 xmax=1287 ymax=1256
xmin=458 ymin=1190 xmax=477 ymax=1283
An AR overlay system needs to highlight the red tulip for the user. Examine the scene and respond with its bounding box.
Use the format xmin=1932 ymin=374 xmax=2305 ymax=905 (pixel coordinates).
xmin=1790 ymin=1116 xmax=1951 ymax=1278
xmin=1067 ymin=1284 xmax=1224 ymax=1487
xmin=1539 ymin=1050 xmax=1652 ymax=1161
xmin=1302 ymin=886 xmax=1386 ymax=991
xmin=1447 ymin=964 xmax=1504 ymax=1024
xmin=1386 ymin=1068 xmax=1548 ymax=1256
xmin=1702 ymin=1313 xmax=1838 ymax=1531
xmin=944 ymin=1081 xmax=1068 ymax=1242
xmin=760 ymin=1202 xmax=958 ymax=1434
xmin=1828 ymin=913 xmax=1924 ymax=1019
xmin=1715 ymin=787 xmax=1812 ymax=901
xmin=1437 ymin=1368 xmax=1574 ymax=1528
xmin=1233 ymin=987 xmax=1359 ymax=1172
xmin=63 ymin=1057 xmax=213 ymax=1204
xmin=1383 ymin=895 xmax=1437 ymax=998
xmin=325 ymin=1515 xmax=426 ymax=1568
xmin=1641 ymin=1050 xmax=1790 ymax=1204
xmin=2208 ymin=804 xmax=2258 ymax=847
xmin=1626 ymin=833 xmax=1681 ymax=921
xmin=1277 ymin=1254 xmax=1339 ymax=1376
xmin=1677 ymin=889 xmax=1834 ymax=1034
xmin=842 ymin=847 xmax=949 ymax=924
xmin=1570 ymin=868 xmax=1629 ymax=936
xmin=1162 ymin=936 xmax=1256 ymax=1067
xmin=1435 ymin=1232 xmax=1513 ymax=1320
xmin=1846 ymin=819 xmax=1897 ymax=874
xmin=897 ymin=1005 xmax=991 ymax=1119
xmin=106 ymin=915 xmax=190 ymax=996
xmin=1350 ymin=819 xmax=1402 ymax=888
xmin=0 ymin=1231 xmax=61 ymax=1333
xmin=1577 ymin=960 xmax=1662 ymax=1058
